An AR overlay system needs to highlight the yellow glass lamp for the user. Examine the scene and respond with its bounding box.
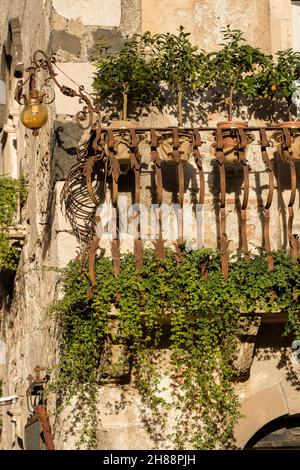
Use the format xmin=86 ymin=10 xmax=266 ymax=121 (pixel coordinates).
xmin=20 ymin=90 xmax=48 ymax=131
xmin=15 ymin=66 xmax=50 ymax=136
xmin=15 ymin=50 xmax=97 ymax=135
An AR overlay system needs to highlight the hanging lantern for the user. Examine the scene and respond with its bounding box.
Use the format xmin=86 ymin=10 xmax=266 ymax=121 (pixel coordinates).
xmin=15 ymin=66 xmax=51 ymax=136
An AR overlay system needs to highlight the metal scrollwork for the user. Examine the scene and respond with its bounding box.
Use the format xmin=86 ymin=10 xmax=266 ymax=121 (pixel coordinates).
xmin=16 ymin=49 xmax=101 ymax=132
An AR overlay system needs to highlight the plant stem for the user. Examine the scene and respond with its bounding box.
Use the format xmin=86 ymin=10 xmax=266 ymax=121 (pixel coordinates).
xmin=122 ymin=91 xmax=128 ymax=120
xmin=229 ymin=87 xmax=234 ymax=121
xmin=178 ymin=90 xmax=183 ymax=127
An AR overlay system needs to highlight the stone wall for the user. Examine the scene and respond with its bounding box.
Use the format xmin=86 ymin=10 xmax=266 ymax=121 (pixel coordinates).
xmin=0 ymin=0 xmax=300 ymax=450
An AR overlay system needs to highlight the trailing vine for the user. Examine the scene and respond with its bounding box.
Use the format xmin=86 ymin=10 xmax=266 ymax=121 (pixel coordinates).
xmin=49 ymin=248 xmax=300 ymax=449
xmin=0 ymin=176 xmax=26 ymax=271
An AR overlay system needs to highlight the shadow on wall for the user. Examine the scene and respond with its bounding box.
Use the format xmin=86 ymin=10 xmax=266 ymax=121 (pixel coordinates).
xmin=273 ymin=156 xmax=300 ymax=250
xmin=100 ymin=88 xmax=293 ymax=126
xmin=254 ymin=323 xmax=300 ymax=392
xmin=158 ymin=89 xmax=294 ymax=126
xmin=207 ymin=160 xmax=246 ymax=251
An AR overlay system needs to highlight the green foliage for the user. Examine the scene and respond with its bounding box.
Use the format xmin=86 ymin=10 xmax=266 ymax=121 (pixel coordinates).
xmin=0 ymin=176 xmax=26 ymax=271
xmin=92 ymin=33 xmax=164 ymax=119
xmin=92 ymin=27 xmax=210 ymax=125
xmin=252 ymin=48 xmax=300 ymax=117
xmin=48 ymin=258 xmax=114 ymax=398
xmin=154 ymin=26 xmax=207 ymax=125
xmin=0 ymin=233 xmax=20 ymax=271
xmin=155 ymin=27 xmax=202 ymax=91
xmin=50 ymin=248 xmax=300 ymax=449
xmin=208 ymin=26 xmax=269 ymax=120
xmin=92 ymin=25 xmax=300 ymax=124
xmin=0 ymin=176 xmax=25 ymax=226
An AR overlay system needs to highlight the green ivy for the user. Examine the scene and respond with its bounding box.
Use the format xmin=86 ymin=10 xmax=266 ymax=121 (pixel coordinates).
xmin=0 ymin=176 xmax=26 ymax=271
xmin=49 ymin=248 xmax=300 ymax=449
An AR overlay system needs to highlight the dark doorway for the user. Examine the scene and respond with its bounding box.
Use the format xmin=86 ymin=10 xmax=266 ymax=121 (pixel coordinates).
xmin=245 ymin=415 xmax=300 ymax=449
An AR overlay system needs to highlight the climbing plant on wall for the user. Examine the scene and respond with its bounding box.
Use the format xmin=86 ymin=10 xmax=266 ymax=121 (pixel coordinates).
xmin=49 ymin=247 xmax=300 ymax=449
xmin=0 ymin=176 xmax=26 ymax=271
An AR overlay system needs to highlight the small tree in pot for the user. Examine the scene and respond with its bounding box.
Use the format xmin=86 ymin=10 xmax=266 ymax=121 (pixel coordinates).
xmin=92 ymin=34 xmax=164 ymax=174
xmin=93 ymin=33 xmax=163 ymax=121
xmin=253 ymin=48 xmax=300 ymax=123
xmin=155 ymin=26 xmax=208 ymax=127
xmin=154 ymin=27 xmax=209 ymax=164
xmin=208 ymin=26 xmax=269 ymax=161
xmin=210 ymin=26 xmax=269 ymax=126
xmin=254 ymin=49 xmax=300 ymax=159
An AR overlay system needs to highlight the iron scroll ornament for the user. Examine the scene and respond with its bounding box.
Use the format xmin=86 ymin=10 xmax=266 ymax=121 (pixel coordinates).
xmin=15 ymin=50 xmax=101 ymax=133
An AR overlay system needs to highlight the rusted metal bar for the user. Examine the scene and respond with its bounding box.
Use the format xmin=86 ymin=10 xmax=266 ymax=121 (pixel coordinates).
xmin=150 ymin=129 xmax=163 ymax=205
xmin=92 ymin=125 xmax=298 ymax=133
xmin=193 ymin=129 xmax=205 ymax=251
xmin=35 ymin=405 xmax=55 ymax=450
xmin=172 ymin=128 xmax=184 ymax=248
xmin=193 ymin=129 xmax=205 ymax=206
xmin=129 ymin=129 xmax=143 ymax=269
xmin=281 ymin=128 xmax=299 ymax=259
xmin=216 ymin=127 xmax=229 ymax=279
xmin=259 ymin=129 xmax=274 ymax=270
xmin=150 ymin=129 xmax=164 ymax=260
xmin=288 ymin=160 xmax=298 ymax=259
xmin=172 ymin=128 xmax=184 ymax=206
xmin=84 ymin=155 xmax=101 ymax=206
xmin=107 ymin=129 xmax=119 ymax=206
xmin=107 ymin=129 xmax=121 ymax=275
xmin=237 ymin=128 xmax=250 ymax=262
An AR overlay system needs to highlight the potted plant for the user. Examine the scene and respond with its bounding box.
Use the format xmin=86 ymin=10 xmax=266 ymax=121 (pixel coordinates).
xmin=92 ymin=34 xmax=163 ymax=173
xmin=155 ymin=26 xmax=207 ymax=127
xmin=254 ymin=49 xmax=300 ymax=159
xmin=93 ymin=33 xmax=163 ymax=121
xmin=209 ymin=26 xmax=268 ymax=160
xmin=154 ymin=26 xmax=208 ymax=163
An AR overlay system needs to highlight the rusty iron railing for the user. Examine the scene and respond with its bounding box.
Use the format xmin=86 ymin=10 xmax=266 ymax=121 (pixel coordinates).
xmin=61 ymin=125 xmax=300 ymax=288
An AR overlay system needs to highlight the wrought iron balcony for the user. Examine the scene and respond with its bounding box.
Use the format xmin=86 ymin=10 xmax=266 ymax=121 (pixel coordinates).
xmin=61 ymin=124 xmax=300 ymax=285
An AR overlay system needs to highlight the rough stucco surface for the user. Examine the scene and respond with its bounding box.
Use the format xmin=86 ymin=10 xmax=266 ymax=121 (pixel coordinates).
xmin=270 ymin=0 xmax=294 ymax=52
xmin=53 ymin=63 xmax=95 ymax=115
xmin=235 ymin=324 xmax=300 ymax=447
xmin=142 ymin=0 xmax=273 ymax=52
xmin=0 ymin=0 xmax=300 ymax=451
xmin=52 ymin=0 xmax=121 ymax=27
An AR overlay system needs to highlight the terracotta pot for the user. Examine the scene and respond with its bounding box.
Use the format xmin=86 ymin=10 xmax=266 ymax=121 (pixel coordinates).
xmin=273 ymin=121 xmax=300 ymax=160
xmin=276 ymin=121 xmax=300 ymax=128
xmin=213 ymin=121 xmax=249 ymax=163
xmin=217 ymin=121 xmax=248 ymax=129
xmin=108 ymin=120 xmax=138 ymax=174
xmin=157 ymin=133 xmax=192 ymax=164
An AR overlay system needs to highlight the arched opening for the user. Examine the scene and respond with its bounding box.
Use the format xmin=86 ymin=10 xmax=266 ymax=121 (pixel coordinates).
xmin=245 ymin=415 xmax=300 ymax=449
